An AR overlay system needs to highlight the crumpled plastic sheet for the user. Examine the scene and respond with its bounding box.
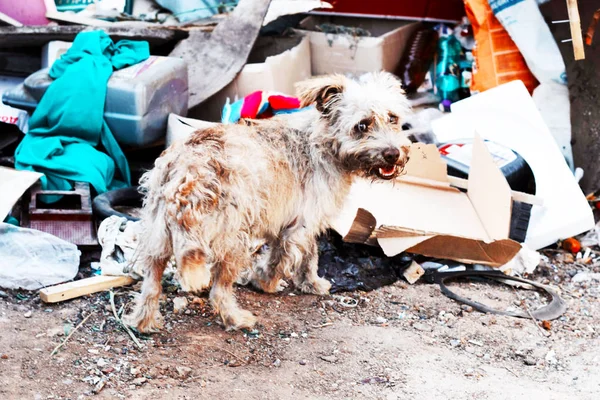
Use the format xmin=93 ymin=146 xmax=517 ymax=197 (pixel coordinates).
xmin=317 ymin=232 xmax=413 ymax=293
xmin=97 ymin=215 xmax=144 ymax=278
xmin=0 ymin=222 xmax=80 ymax=290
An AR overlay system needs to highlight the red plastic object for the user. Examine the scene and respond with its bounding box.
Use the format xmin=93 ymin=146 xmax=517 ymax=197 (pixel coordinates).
xmin=323 ymin=0 xmax=465 ymax=22
xmin=0 ymin=0 xmax=51 ymax=25
xmin=562 ymin=238 xmax=582 ymax=254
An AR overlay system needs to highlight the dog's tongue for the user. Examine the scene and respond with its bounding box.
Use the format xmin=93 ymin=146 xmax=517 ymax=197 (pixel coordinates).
xmin=379 ymin=165 xmax=396 ymax=176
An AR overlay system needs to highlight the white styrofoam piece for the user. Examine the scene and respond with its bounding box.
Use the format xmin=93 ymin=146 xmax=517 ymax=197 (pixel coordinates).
xmin=431 ymin=80 xmax=593 ymax=250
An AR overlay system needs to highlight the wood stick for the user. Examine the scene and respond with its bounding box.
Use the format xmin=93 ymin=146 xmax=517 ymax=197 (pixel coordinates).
xmin=566 ymin=0 xmax=585 ymax=60
xmin=40 ymin=275 xmax=135 ymax=303
xmin=109 ymin=291 xmax=143 ymax=350
xmin=50 ymin=313 xmax=92 ymax=357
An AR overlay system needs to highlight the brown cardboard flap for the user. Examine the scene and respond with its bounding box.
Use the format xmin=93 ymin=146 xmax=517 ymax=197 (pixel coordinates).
xmin=379 ymin=235 xmax=521 ymax=266
xmin=342 ymin=208 xmax=377 ymax=244
xmin=467 ymin=134 xmax=513 ymax=240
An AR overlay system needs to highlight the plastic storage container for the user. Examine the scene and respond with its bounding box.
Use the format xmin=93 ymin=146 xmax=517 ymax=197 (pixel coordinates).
xmin=2 ymin=56 xmax=188 ymax=148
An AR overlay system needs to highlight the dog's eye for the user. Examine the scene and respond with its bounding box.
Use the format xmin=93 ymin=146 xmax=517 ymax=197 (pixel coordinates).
xmin=389 ymin=114 xmax=399 ymax=124
xmin=355 ymin=120 xmax=369 ymax=133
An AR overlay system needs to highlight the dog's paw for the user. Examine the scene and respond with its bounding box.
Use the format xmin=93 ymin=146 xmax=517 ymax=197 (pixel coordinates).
xmin=298 ymin=277 xmax=331 ymax=296
xmin=223 ymin=309 xmax=257 ymax=331
xmin=274 ymin=279 xmax=289 ymax=292
xmin=123 ymin=310 xmax=164 ymax=333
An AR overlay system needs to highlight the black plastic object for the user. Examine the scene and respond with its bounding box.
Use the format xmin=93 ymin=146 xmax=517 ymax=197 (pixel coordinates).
xmin=92 ymin=187 xmax=142 ymax=222
xmin=395 ymin=28 xmax=439 ymax=94
xmin=317 ymin=231 xmax=413 ymax=293
xmin=426 ymin=269 xmax=567 ymax=320
xmin=438 ymin=139 xmax=536 ymax=195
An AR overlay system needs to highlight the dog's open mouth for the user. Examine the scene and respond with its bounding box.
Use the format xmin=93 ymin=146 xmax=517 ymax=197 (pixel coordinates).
xmin=374 ymin=165 xmax=398 ymax=180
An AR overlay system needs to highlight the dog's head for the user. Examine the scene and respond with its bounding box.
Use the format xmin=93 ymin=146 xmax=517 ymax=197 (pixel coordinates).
xmin=296 ymin=72 xmax=411 ymax=180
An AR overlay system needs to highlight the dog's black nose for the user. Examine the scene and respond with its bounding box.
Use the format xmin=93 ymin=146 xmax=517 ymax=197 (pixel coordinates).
xmin=382 ymin=148 xmax=400 ymax=164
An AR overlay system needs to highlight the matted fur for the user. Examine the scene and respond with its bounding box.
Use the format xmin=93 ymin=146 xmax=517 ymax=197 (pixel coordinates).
xmin=125 ymin=72 xmax=412 ymax=332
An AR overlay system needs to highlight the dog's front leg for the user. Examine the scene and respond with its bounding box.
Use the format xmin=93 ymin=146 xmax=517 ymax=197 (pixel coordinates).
xmin=292 ymin=236 xmax=331 ymax=295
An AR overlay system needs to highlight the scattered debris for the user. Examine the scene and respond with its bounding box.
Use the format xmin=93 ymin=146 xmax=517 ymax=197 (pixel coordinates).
xmin=50 ymin=313 xmax=92 ymax=357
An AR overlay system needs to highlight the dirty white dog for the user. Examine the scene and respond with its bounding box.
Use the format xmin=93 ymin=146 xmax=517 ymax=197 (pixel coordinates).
xmin=126 ymin=72 xmax=412 ymax=332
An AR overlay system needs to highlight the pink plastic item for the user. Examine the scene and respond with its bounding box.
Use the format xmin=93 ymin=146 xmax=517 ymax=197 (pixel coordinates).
xmin=0 ymin=0 xmax=51 ymax=25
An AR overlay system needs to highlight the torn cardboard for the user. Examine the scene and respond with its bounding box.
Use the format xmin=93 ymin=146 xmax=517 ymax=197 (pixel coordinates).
xmin=332 ymin=135 xmax=524 ymax=266
xmin=0 ymin=167 xmax=43 ymax=221
xmin=431 ymin=80 xmax=594 ymax=249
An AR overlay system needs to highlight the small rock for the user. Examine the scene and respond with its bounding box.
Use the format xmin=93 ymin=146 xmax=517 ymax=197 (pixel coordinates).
xmin=62 ymin=379 xmax=73 ymax=385
xmin=273 ymin=359 xmax=281 ymax=367
xmin=97 ymin=358 xmax=108 ymax=368
xmin=0 ymin=290 xmax=8 ymax=298
xmin=88 ymin=349 xmax=99 ymax=355
xmin=449 ymin=339 xmax=461 ymax=348
xmin=101 ymin=367 xmax=114 ymax=375
xmin=290 ymin=332 xmax=299 ymax=338
xmin=413 ymin=322 xmax=432 ymax=332
xmin=173 ymin=297 xmax=189 ymax=314
xmin=375 ymin=316 xmax=388 ymax=324
xmin=545 ymin=350 xmax=557 ymax=365
xmin=460 ymin=305 xmax=474 ymax=313
xmin=523 ymin=357 xmax=537 ymax=366
xmin=176 ymin=366 xmax=192 ymax=379
xmin=320 ymin=355 xmax=338 ymax=363
xmin=299 ymin=360 xmax=307 ymax=366
xmin=24 ymin=310 xmax=32 ymax=318
xmin=131 ymin=377 xmax=147 ymax=386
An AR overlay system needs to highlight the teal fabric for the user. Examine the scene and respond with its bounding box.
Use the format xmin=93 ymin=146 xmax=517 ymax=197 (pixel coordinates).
xmin=14 ymin=30 xmax=150 ymax=200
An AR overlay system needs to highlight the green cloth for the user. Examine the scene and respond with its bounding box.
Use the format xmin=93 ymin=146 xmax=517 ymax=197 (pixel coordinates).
xmin=15 ymin=30 xmax=150 ymax=200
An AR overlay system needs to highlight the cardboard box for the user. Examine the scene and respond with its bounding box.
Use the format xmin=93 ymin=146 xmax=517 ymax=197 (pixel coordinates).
xmin=296 ymin=15 xmax=420 ymax=75
xmin=332 ymin=135 xmax=526 ymax=266
xmin=193 ymin=34 xmax=311 ymax=122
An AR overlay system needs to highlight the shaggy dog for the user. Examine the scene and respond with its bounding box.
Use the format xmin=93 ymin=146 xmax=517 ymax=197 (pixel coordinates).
xmin=126 ymin=72 xmax=412 ymax=332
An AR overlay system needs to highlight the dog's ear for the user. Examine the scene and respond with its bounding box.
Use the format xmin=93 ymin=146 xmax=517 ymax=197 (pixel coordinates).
xmin=295 ymin=74 xmax=347 ymax=115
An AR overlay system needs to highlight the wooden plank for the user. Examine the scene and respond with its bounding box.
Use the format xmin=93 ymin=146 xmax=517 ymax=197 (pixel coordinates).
xmin=0 ymin=26 xmax=187 ymax=49
xmin=40 ymin=275 xmax=135 ymax=303
xmin=567 ymin=0 xmax=586 ymax=60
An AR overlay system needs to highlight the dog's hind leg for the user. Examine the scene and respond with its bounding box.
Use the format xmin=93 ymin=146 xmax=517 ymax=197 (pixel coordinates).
xmin=210 ymin=251 xmax=257 ymax=330
xmin=177 ymin=249 xmax=211 ymax=293
xmin=125 ymin=253 xmax=170 ymax=332
xmin=292 ymin=237 xmax=331 ymax=295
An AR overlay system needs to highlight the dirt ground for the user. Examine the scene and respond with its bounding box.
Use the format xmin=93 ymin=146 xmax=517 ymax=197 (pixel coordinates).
xmin=1 ymin=250 xmax=599 ymax=400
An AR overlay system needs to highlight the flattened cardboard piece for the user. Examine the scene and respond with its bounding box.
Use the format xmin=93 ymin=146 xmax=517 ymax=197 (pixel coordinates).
xmin=467 ymin=134 xmax=512 ymax=240
xmin=0 ymin=167 xmax=43 ymax=221
xmin=332 ymin=136 xmax=522 ymax=266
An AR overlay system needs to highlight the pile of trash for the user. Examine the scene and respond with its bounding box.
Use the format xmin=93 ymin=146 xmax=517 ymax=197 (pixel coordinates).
xmin=0 ymin=0 xmax=596 ymax=324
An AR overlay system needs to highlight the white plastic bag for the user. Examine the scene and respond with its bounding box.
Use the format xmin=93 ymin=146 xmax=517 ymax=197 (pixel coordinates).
xmin=0 ymin=223 xmax=80 ymax=290
xmin=488 ymin=0 xmax=566 ymax=85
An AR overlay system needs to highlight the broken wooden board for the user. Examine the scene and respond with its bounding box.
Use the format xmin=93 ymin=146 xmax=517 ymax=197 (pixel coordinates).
xmin=170 ymin=0 xmax=272 ymax=109
xmin=0 ymin=26 xmax=187 ymax=49
xmin=567 ymin=0 xmax=585 ymax=60
xmin=40 ymin=275 xmax=135 ymax=303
